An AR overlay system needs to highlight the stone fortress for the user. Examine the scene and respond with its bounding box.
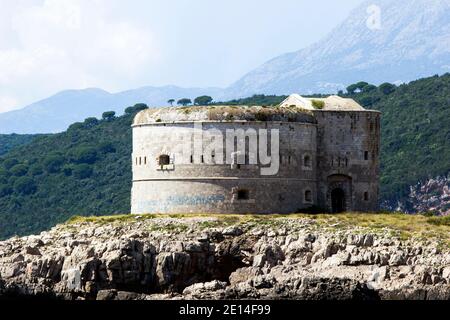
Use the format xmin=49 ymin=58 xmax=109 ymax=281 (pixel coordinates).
xmin=131 ymin=94 xmax=381 ymax=215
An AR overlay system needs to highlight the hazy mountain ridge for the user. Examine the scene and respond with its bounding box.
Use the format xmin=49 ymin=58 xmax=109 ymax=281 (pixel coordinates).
xmin=226 ymin=0 xmax=450 ymax=97
xmin=0 ymin=86 xmax=223 ymax=134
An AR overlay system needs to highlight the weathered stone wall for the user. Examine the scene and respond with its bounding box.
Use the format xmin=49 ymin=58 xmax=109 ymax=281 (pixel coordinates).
xmin=131 ymin=110 xmax=381 ymax=214
xmin=314 ymin=111 xmax=381 ymax=212
xmin=131 ymin=122 xmax=317 ymax=214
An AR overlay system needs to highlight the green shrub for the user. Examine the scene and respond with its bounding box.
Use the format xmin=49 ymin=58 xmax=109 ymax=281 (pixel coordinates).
xmin=311 ymin=100 xmax=325 ymax=109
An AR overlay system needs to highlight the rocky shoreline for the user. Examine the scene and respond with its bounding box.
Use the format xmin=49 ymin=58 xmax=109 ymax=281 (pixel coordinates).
xmin=0 ymin=215 xmax=449 ymax=300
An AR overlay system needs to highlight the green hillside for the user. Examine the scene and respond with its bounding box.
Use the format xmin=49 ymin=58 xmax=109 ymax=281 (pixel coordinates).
xmin=0 ymin=74 xmax=449 ymax=239
xmin=0 ymin=134 xmax=41 ymax=156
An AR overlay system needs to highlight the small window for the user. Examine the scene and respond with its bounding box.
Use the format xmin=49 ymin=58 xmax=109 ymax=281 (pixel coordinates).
xmin=237 ymin=189 xmax=249 ymax=200
xmin=158 ymin=154 xmax=170 ymax=165
xmin=139 ymin=157 xmax=142 ymax=165
xmin=144 ymin=157 xmax=147 ymax=165
xmin=304 ymin=155 xmax=312 ymax=168
xmin=364 ymin=151 xmax=369 ymax=161
xmin=201 ymin=155 xmax=204 ymax=163
xmin=364 ymin=192 xmax=369 ymax=201
xmin=305 ymin=190 xmax=312 ymax=203
xmin=190 ymin=155 xmax=193 ymax=164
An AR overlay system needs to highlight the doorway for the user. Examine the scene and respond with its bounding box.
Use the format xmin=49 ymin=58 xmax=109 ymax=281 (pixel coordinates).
xmin=331 ymin=188 xmax=346 ymax=213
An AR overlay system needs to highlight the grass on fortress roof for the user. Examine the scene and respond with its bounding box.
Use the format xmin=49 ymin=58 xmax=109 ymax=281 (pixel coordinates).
xmin=67 ymin=212 xmax=450 ymax=248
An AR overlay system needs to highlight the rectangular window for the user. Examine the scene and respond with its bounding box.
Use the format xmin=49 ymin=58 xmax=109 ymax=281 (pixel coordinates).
xmin=364 ymin=151 xmax=369 ymax=161
xmin=237 ymin=190 xmax=250 ymax=200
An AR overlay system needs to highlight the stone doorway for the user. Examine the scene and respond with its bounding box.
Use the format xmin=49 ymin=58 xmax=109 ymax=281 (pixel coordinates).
xmin=331 ymin=188 xmax=346 ymax=213
xmin=326 ymin=174 xmax=352 ymax=213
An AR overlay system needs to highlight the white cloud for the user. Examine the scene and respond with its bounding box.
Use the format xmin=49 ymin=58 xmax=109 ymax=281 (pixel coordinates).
xmin=0 ymin=0 xmax=160 ymax=112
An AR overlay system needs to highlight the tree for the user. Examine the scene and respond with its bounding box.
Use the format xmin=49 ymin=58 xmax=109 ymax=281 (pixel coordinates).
xmin=72 ymin=147 xmax=97 ymax=164
xmin=44 ymin=155 xmax=65 ymax=173
xmin=125 ymin=103 xmax=149 ymax=115
xmin=3 ymin=159 xmax=19 ymax=170
xmin=379 ymin=82 xmax=396 ymax=95
xmin=102 ymin=111 xmax=116 ymax=121
xmin=10 ymin=164 xmax=28 ymax=177
xmin=362 ymin=84 xmax=377 ymax=93
xmin=168 ymin=99 xmax=175 ymax=106
xmin=72 ymin=164 xmax=93 ymax=179
xmin=347 ymin=81 xmax=370 ymax=94
xmin=14 ymin=177 xmax=37 ymax=195
xmin=177 ymin=98 xmax=192 ymax=106
xmin=194 ymin=96 xmax=213 ymax=105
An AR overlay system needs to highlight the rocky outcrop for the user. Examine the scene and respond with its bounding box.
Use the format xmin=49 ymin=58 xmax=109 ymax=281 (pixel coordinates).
xmin=0 ymin=216 xmax=449 ymax=300
xmin=383 ymin=175 xmax=450 ymax=216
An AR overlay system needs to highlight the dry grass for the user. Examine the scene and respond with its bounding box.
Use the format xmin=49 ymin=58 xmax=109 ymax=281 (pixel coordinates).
xmin=66 ymin=212 xmax=450 ymax=247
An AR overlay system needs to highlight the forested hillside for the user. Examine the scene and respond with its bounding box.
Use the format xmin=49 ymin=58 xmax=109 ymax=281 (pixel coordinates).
xmin=0 ymin=74 xmax=449 ymax=239
xmin=0 ymin=134 xmax=41 ymax=156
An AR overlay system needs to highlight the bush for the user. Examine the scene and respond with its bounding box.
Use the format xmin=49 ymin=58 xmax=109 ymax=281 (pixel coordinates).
xmin=72 ymin=164 xmax=93 ymax=179
xmin=14 ymin=177 xmax=37 ymax=195
xmin=311 ymin=100 xmax=325 ymax=109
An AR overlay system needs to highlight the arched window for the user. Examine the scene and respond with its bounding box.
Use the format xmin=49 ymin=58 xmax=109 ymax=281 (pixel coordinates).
xmin=158 ymin=154 xmax=170 ymax=166
xmin=305 ymin=190 xmax=312 ymax=203
xmin=304 ymin=155 xmax=312 ymax=168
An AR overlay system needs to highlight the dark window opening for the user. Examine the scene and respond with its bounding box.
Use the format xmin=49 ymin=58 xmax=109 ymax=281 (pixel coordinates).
xmin=237 ymin=189 xmax=249 ymax=200
xmin=364 ymin=192 xmax=369 ymax=201
xmin=190 ymin=155 xmax=193 ymax=164
xmin=304 ymin=155 xmax=312 ymax=168
xmin=364 ymin=151 xmax=369 ymax=160
xmin=139 ymin=157 xmax=142 ymax=165
xmin=305 ymin=190 xmax=312 ymax=203
xmin=159 ymin=154 xmax=170 ymax=165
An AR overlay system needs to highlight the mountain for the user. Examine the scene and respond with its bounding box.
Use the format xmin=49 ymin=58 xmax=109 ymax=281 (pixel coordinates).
xmin=226 ymin=0 xmax=450 ymax=97
xmin=1 ymin=0 xmax=449 ymax=134
xmin=0 ymin=74 xmax=449 ymax=240
xmin=0 ymin=86 xmax=223 ymax=134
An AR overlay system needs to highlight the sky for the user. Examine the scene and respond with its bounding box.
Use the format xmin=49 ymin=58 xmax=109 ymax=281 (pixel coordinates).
xmin=0 ymin=0 xmax=364 ymax=112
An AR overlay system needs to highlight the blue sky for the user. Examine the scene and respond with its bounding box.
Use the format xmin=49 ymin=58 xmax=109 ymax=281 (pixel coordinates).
xmin=0 ymin=0 xmax=363 ymax=112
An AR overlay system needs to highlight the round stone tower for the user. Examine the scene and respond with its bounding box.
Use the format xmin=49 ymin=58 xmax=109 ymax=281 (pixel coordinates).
xmin=131 ymin=95 xmax=381 ymax=214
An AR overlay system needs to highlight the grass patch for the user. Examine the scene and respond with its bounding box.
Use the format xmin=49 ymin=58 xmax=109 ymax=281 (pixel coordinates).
xmin=65 ymin=212 xmax=450 ymax=247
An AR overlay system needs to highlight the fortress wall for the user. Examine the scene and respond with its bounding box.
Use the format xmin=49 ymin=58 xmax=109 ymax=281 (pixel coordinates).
xmin=314 ymin=111 xmax=381 ymax=212
xmin=131 ymin=121 xmax=318 ymax=214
